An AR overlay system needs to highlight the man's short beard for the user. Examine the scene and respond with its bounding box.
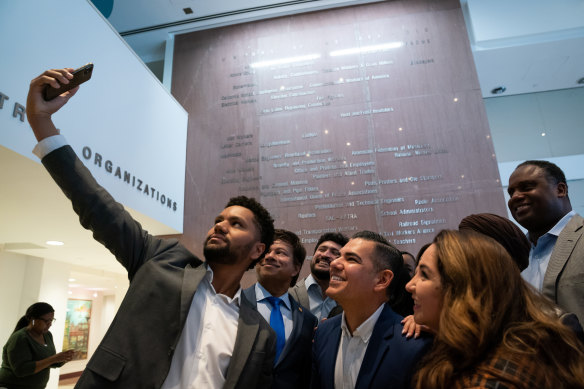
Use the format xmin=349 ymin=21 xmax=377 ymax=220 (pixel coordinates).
xmin=203 ymin=244 xmax=233 ymax=264
xmin=311 ymin=267 xmax=330 ymax=281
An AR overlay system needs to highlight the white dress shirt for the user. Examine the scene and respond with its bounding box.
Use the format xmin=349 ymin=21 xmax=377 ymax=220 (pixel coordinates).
xmin=161 ymin=266 xmax=240 ymax=389
xmin=306 ymin=274 xmax=337 ymax=320
xmin=522 ymin=210 xmax=576 ymax=291
xmin=334 ymin=304 xmax=384 ymax=389
xmin=254 ymin=282 xmax=294 ymax=342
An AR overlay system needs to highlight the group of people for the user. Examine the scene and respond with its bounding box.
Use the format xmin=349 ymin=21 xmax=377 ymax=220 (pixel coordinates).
xmin=1 ymin=68 xmax=583 ymax=389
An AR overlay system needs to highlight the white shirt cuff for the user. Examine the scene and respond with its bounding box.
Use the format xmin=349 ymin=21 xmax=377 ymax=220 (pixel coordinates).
xmin=32 ymin=134 xmax=68 ymax=159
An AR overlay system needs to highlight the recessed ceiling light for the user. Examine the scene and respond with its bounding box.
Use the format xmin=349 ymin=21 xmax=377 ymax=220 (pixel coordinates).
xmin=183 ymin=7 xmax=193 ymax=15
xmin=68 ymin=278 xmax=76 ymax=282
xmin=491 ymin=86 xmax=506 ymax=95
xmin=46 ymin=240 xmax=64 ymax=246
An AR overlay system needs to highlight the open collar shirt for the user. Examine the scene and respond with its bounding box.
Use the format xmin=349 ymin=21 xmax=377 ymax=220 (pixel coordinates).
xmin=306 ymin=274 xmax=337 ymax=321
xmin=334 ymin=303 xmax=384 ymax=389
xmin=522 ymin=210 xmax=576 ymax=291
xmin=160 ymin=265 xmax=241 ymax=389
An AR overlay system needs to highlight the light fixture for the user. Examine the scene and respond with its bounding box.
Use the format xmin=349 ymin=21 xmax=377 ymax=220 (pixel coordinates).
xmin=183 ymin=7 xmax=193 ymax=15
xmin=541 ymin=132 xmax=546 ymax=137
xmin=577 ymin=77 xmax=584 ymax=85
xmin=330 ymin=41 xmax=403 ymax=57
xmin=250 ymin=53 xmax=320 ymax=68
xmin=491 ymin=86 xmax=506 ymax=95
xmin=46 ymin=240 xmax=64 ymax=246
xmin=68 ymin=278 xmax=76 ymax=282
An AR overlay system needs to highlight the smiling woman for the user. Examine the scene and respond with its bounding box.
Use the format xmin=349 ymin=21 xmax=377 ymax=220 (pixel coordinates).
xmin=408 ymin=230 xmax=584 ymax=389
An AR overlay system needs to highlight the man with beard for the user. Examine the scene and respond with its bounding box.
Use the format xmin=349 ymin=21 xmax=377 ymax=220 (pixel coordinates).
xmin=289 ymin=233 xmax=348 ymax=320
xmin=25 ymin=68 xmax=276 ymax=389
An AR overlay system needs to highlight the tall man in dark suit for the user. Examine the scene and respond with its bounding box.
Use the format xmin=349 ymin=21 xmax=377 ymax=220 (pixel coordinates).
xmin=508 ymin=160 xmax=584 ymax=322
xmin=289 ymin=233 xmax=348 ymax=320
xmin=26 ymin=68 xmax=276 ymax=388
xmin=244 ymin=229 xmax=318 ymax=389
xmin=311 ymin=231 xmax=431 ymax=389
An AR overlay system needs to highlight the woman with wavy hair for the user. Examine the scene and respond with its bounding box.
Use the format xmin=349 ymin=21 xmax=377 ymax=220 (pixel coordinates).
xmin=406 ymin=230 xmax=584 ymax=389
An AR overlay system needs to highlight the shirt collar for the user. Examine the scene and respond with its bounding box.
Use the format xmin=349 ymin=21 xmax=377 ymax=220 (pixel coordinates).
xmin=256 ymin=282 xmax=292 ymax=311
xmin=205 ymin=264 xmax=241 ymax=307
xmin=340 ymin=303 xmax=385 ymax=342
xmin=306 ymin=273 xmax=321 ymax=292
xmin=528 ymin=210 xmax=576 ymax=242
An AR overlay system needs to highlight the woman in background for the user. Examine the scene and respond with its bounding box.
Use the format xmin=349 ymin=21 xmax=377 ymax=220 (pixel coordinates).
xmin=0 ymin=302 xmax=74 ymax=389
xmin=406 ymin=230 xmax=584 ymax=388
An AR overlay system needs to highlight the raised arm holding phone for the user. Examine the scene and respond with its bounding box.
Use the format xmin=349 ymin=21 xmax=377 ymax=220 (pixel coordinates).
xmin=24 ymin=67 xmax=277 ymax=389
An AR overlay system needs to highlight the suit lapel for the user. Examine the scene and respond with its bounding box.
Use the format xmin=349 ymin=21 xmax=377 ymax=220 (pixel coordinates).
xmin=224 ymin=293 xmax=260 ymax=389
xmin=242 ymin=285 xmax=258 ymax=309
xmin=543 ymin=215 xmax=584 ymax=300
xmin=321 ymin=318 xmax=342 ymax=387
xmin=276 ymin=297 xmax=304 ymax=366
xmin=180 ymin=263 xmax=207 ymax=327
xmin=294 ymin=282 xmax=310 ymax=309
xmin=355 ymin=304 xmax=394 ymax=389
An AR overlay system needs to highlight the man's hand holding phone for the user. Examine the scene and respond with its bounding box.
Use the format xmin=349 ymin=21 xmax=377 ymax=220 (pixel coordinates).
xmin=27 ymin=65 xmax=93 ymax=142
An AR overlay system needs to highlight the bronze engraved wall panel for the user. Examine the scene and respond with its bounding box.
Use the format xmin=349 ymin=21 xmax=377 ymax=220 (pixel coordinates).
xmin=172 ymin=0 xmax=507 ymax=278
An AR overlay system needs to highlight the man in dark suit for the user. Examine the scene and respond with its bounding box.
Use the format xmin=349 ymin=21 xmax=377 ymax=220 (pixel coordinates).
xmin=311 ymin=231 xmax=431 ymax=389
xmin=26 ymin=68 xmax=276 ymax=388
xmin=289 ymin=233 xmax=348 ymax=320
xmin=508 ymin=160 xmax=584 ymax=322
xmin=244 ymin=229 xmax=318 ymax=389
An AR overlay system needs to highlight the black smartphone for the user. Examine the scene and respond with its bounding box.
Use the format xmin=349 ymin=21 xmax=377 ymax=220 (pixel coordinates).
xmin=43 ymin=63 xmax=94 ymax=101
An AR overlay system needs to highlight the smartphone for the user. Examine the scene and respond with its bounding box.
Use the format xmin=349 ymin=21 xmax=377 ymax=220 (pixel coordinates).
xmin=43 ymin=63 xmax=94 ymax=101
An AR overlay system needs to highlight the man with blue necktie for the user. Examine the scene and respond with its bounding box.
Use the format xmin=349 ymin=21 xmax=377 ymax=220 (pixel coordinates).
xmin=244 ymin=229 xmax=318 ymax=389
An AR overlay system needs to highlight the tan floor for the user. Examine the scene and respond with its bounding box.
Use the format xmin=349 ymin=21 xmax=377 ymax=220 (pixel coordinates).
xmin=58 ymin=376 xmax=79 ymax=388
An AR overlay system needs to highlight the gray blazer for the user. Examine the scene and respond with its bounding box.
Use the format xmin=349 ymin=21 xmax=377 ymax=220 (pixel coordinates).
xmin=243 ymin=285 xmax=317 ymax=389
xmin=288 ymin=279 xmax=310 ymax=310
xmin=42 ymin=146 xmax=276 ymax=389
xmin=542 ymin=213 xmax=584 ymax=323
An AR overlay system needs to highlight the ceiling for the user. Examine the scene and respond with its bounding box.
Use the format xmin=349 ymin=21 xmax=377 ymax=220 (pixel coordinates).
xmin=2 ymin=0 xmax=583 ymax=294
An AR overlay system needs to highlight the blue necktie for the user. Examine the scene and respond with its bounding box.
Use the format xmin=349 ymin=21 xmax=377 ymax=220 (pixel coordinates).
xmin=266 ymin=296 xmax=285 ymax=363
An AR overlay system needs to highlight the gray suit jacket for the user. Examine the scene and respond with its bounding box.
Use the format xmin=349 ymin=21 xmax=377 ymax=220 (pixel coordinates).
xmin=289 ymin=278 xmax=342 ymax=319
xmin=542 ymin=213 xmax=584 ymax=323
xmin=42 ymin=146 xmax=276 ymax=389
xmin=243 ymin=285 xmax=317 ymax=389
xmin=288 ymin=279 xmax=310 ymax=310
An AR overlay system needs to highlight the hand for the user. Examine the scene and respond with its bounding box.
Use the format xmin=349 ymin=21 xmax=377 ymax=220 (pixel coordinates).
xmin=53 ymin=349 xmax=75 ymax=363
xmin=401 ymin=314 xmax=431 ymax=338
xmin=26 ymin=68 xmax=78 ymax=141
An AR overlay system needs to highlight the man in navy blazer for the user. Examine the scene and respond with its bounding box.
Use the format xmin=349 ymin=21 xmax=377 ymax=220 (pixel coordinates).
xmin=244 ymin=229 xmax=318 ymax=389
xmin=311 ymin=231 xmax=431 ymax=389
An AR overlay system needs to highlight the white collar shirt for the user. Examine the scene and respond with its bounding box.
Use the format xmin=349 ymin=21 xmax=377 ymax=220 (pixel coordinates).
xmin=161 ymin=265 xmax=241 ymax=389
xmin=334 ymin=304 xmax=384 ymax=389
xmin=305 ymin=274 xmax=337 ymax=321
xmin=255 ymin=283 xmax=294 ymax=342
xmin=522 ymin=210 xmax=576 ymax=291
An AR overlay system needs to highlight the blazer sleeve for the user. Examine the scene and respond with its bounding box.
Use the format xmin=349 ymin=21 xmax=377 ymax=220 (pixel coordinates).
xmin=41 ymin=145 xmax=169 ymax=279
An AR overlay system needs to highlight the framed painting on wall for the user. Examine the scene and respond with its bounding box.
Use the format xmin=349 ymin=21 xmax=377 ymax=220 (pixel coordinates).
xmin=62 ymin=299 xmax=92 ymax=360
